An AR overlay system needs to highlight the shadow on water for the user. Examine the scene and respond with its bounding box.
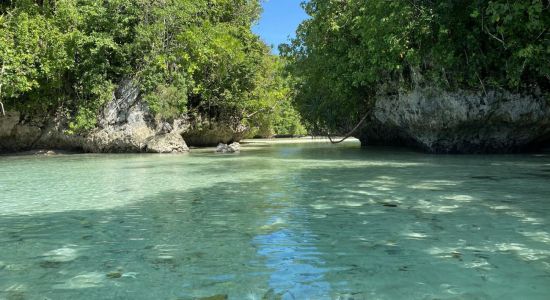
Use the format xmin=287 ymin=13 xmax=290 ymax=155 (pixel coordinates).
xmin=2 ymin=171 xmax=339 ymax=299
xmin=0 ymin=183 xmax=281 ymax=299
xmin=1 ymin=147 xmax=550 ymax=299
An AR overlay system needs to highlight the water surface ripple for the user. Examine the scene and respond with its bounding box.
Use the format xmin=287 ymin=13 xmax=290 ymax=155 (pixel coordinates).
xmin=1 ymin=142 xmax=549 ymax=299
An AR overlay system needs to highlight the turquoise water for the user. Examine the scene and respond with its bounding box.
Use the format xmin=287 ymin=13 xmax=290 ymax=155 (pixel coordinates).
xmin=1 ymin=141 xmax=550 ymax=299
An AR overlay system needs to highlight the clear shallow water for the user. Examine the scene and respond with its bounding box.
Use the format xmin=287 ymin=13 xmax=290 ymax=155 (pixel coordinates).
xmin=1 ymin=142 xmax=550 ymax=300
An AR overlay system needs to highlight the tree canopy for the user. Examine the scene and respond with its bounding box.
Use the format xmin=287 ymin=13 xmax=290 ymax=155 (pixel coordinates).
xmin=0 ymin=0 xmax=304 ymax=136
xmin=282 ymin=0 xmax=549 ymax=134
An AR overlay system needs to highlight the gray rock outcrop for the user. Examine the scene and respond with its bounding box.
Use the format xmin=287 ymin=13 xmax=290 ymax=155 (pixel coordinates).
xmin=84 ymin=79 xmax=160 ymax=152
xmin=215 ymin=142 xmax=241 ymax=153
xmin=359 ymin=88 xmax=550 ymax=153
xmin=0 ymin=79 xmax=190 ymax=153
xmin=0 ymin=111 xmax=85 ymax=152
xmin=183 ymin=119 xmax=248 ymax=147
xmin=146 ymin=133 xmax=189 ymax=153
xmin=3 ymin=82 xmax=548 ymax=154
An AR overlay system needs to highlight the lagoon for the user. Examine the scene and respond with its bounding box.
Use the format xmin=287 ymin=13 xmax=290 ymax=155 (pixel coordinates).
xmin=1 ymin=141 xmax=550 ymax=299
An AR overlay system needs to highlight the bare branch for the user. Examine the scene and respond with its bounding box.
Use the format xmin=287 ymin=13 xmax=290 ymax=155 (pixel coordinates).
xmin=484 ymin=25 xmax=507 ymax=49
xmin=535 ymin=28 xmax=548 ymax=42
xmin=245 ymin=100 xmax=283 ymax=119
xmin=476 ymin=72 xmax=487 ymax=97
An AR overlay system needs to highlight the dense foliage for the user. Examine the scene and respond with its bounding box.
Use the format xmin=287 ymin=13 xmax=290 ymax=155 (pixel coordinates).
xmin=0 ymin=0 xmax=304 ymax=136
xmin=244 ymin=56 xmax=306 ymax=137
xmin=282 ymin=0 xmax=550 ymax=134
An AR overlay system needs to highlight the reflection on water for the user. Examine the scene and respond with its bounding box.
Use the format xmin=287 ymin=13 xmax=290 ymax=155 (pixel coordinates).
xmin=1 ymin=142 xmax=550 ymax=299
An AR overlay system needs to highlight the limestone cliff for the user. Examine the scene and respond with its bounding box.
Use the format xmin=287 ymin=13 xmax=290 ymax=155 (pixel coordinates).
xmin=0 ymin=80 xmax=189 ymax=153
xmin=359 ymin=88 xmax=550 ymax=153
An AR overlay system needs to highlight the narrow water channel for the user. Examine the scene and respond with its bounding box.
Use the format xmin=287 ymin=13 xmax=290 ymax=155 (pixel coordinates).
xmin=1 ymin=141 xmax=549 ymax=299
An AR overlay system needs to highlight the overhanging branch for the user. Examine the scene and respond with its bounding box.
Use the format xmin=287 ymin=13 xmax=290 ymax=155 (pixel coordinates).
xmin=327 ymin=110 xmax=370 ymax=144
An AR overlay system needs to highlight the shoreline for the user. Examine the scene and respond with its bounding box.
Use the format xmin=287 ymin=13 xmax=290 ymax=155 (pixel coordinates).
xmin=0 ymin=137 xmax=359 ymax=157
xmin=241 ymin=136 xmax=360 ymax=144
xmin=2 ymin=136 xmax=548 ymax=157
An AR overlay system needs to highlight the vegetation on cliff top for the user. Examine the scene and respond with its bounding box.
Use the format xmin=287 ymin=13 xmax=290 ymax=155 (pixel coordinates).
xmin=282 ymin=0 xmax=549 ymax=135
xmin=0 ymin=0 xmax=305 ymax=137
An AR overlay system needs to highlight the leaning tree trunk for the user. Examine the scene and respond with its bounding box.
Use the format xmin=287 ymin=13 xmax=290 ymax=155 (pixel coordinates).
xmin=327 ymin=110 xmax=370 ymax=144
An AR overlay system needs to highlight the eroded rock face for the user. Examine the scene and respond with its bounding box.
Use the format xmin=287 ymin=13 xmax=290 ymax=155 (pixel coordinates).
xmin=184 ymin=122 xmax=248 ymax=147
xmin=0 ymin=112 xmax=34 ymax=151
xmin=83 ymin=79 xmax=189 ymax=153
xmin=146 ymin=133 xmax=189 ymax=153
xmin=0 ymin=79 xmax=190 ymax=153
xmin=0 ymin=111 xmax=19 ymax=134
xmin=359 ymin=88 xmax=550 ymax=153
xmin=0 ymin=111 xmax=79 ymax=152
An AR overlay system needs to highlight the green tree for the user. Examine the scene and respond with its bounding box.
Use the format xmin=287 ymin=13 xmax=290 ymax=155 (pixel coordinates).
xmin=245 ymin=55 xmax=306 ymax=137
xmin=282 ymin=0 xmax=549 ymax=135
xmin=0 ymin=4 xmax=68 ymax=115
xmin=0 ymin=0 xmax=304 ymax=138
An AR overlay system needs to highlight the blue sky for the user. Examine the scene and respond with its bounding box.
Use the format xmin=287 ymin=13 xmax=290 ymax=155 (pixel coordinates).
xmin=253 ymin=0 xmax=308 ymax=54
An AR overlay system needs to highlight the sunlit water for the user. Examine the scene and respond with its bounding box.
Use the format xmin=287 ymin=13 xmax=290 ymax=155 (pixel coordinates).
xmin=1 ymin=141 xmax=550 ymax=300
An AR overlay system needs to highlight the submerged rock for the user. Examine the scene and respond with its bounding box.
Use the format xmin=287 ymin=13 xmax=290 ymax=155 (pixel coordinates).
xmin=334 ymin=293 xmax=360 ymax=300
xmin=451 ymin=251 xmax=463 ymax=261
xmin=215 ymin=142 xmax=241 ymax=153
xmin=262 ymin=288 xmax=283 ymax=300
xmin=41 ymin=247 xmax=78 ymax=263
xmin=398 ymin=266 xmax=410 ymax=272
xmin=53 ymin=272 xmax=104 ymax=289
xmin=106 ymin=271 xmax=123 ymax=279
xmin=3 ymin=263 xmax=28 ymax=272
xmin=198 ymin=295 xmax=228 ymax=300
xmin=5 ymin=287 xmax=25 ymax=300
